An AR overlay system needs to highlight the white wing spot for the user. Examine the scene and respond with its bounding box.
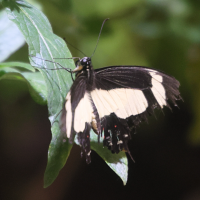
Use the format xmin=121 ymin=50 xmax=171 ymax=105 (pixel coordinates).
xmin=91 ymin=88 xmax=148 ymax=119
xmin=74 ymin=92 xmax=94 ymax=133
xmin=149 ymin=72 xmax=166 ymax=107
xmin=117 ymin=140 xmax=123 ymax=145
xmin=65 ymin=92 xmax=72 ymax=138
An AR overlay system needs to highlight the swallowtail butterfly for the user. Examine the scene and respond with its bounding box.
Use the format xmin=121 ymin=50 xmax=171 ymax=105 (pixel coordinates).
xmin=59 ymin=45 xmax=182 ymax=164
xmin=50 ymin=19 xmax=181 ymax=164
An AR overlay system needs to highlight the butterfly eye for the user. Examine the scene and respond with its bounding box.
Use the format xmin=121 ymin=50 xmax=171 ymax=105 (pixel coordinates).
xmin=80 ymin=57 xmax=91 ymax=66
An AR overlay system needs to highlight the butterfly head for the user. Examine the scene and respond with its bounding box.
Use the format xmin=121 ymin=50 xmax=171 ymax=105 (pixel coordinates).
xmin=73 ymin=57 xmax=92 ymax=73
xmin=80 ymin=57 xmax=91 ymax=66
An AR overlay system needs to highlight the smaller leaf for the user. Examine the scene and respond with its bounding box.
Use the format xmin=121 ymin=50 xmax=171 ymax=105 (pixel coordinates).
xmin=0 ymin=10 xmax=25 ymax=62
xmin=0 ymin=61 xmax=35 ymax=72
xmin=0 ymin=64 xmax=47 ymax=104
xmin=44 ymin=124 xmax=73 ymax=188
xmin=74 ymin=130 xmax=128 ymax=185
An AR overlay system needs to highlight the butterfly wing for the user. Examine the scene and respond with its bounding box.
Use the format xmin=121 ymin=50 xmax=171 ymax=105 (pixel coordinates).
xmin=60 ymin=74 xmax=99 ymax=163
xmin=91 ymin=66 xmax=181 ymax=155
xmin=94 ymin=66 xmax=181 ymax=113
xmin=61 ymin=65 xmax=182 ymax=163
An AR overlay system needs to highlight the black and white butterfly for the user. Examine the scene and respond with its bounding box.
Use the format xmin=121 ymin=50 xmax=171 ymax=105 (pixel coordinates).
xmin=31 ymin=19 xmax=181 ymax=164
xmin=59 ymin=54 xmax=182 ymax=163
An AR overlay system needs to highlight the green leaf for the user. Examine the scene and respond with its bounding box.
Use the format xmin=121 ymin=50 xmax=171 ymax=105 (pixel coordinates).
xmin=74 ymin=130 xmax=128 ymax=185
xmin=44 ymin=125 xmax=73 ymax=187
xmin=89 ymin=131 xmax=128 ymax=185
xmin=0 ymin=62 xmax=47 ymax=104
xmin=4 ymin=0 xmax=75 ymax=187
xmin=0 ymin=9 xmax=25 ymax=62
xmin=3 ymin=0 xmax=129 ymax=187
xmin=0 ymin=61 xmax=35 ymax=72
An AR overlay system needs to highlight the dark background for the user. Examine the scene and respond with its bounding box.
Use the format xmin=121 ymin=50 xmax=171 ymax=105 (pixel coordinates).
xmin=0 ymin=0 xmax=200 ymax=199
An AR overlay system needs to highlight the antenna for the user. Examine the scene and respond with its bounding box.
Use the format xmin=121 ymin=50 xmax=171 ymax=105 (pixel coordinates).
xmin=63 ymin=38 xmax=87 ymax=57
xmin=53 ymin=57 xmax=80 ymax=60
xmin=90 ymin=18 xmax=109 ymax=58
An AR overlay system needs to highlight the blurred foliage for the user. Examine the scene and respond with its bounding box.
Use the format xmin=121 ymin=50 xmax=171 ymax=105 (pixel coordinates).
xmin=0 ymin=0 xmax=200 ymax=199
xmin=0 ymin=61 xmax=47 ymax=104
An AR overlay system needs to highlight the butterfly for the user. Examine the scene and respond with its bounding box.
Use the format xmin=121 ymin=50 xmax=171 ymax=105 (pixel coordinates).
xmin=30 ymin=19 xmax=181 ymax=164
xmin=59 ymin=55 xmax=182 ymax=164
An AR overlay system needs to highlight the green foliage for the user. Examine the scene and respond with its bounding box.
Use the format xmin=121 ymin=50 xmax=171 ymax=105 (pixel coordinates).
xmin=3 ymin=0 xmax=76 ymax=187
xmin=0 ymin=10 xmax=25 ymax=62
xmin=0 ymin=62 xmax=47 ymax=104
xmin=88 ymin=130 xmax=128 ymax=185
xmin=1 ymin=0 xmax=128 ymax=187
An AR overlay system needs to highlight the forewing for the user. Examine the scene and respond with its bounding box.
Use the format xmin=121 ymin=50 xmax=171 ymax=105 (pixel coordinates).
xmin=94 ymin=66 xmax=152 ymax=90
xmin=60 ymin=74 xmax=98 ymax=163
xmin=94 ymin=66 xmax=181 ymax=118
xmin=60 ymin=75 xmax=87 ymax=142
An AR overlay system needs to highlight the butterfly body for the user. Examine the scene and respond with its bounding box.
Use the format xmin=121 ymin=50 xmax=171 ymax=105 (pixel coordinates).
xmin=60 ymin=57 xmax=182 ymax=163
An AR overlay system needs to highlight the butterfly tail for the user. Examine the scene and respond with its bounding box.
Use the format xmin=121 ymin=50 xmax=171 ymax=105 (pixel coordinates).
xmin=77 ymin=123 xmax=92 ymax=164
xmin=102 ymin=113 xmax=134 ymax=159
